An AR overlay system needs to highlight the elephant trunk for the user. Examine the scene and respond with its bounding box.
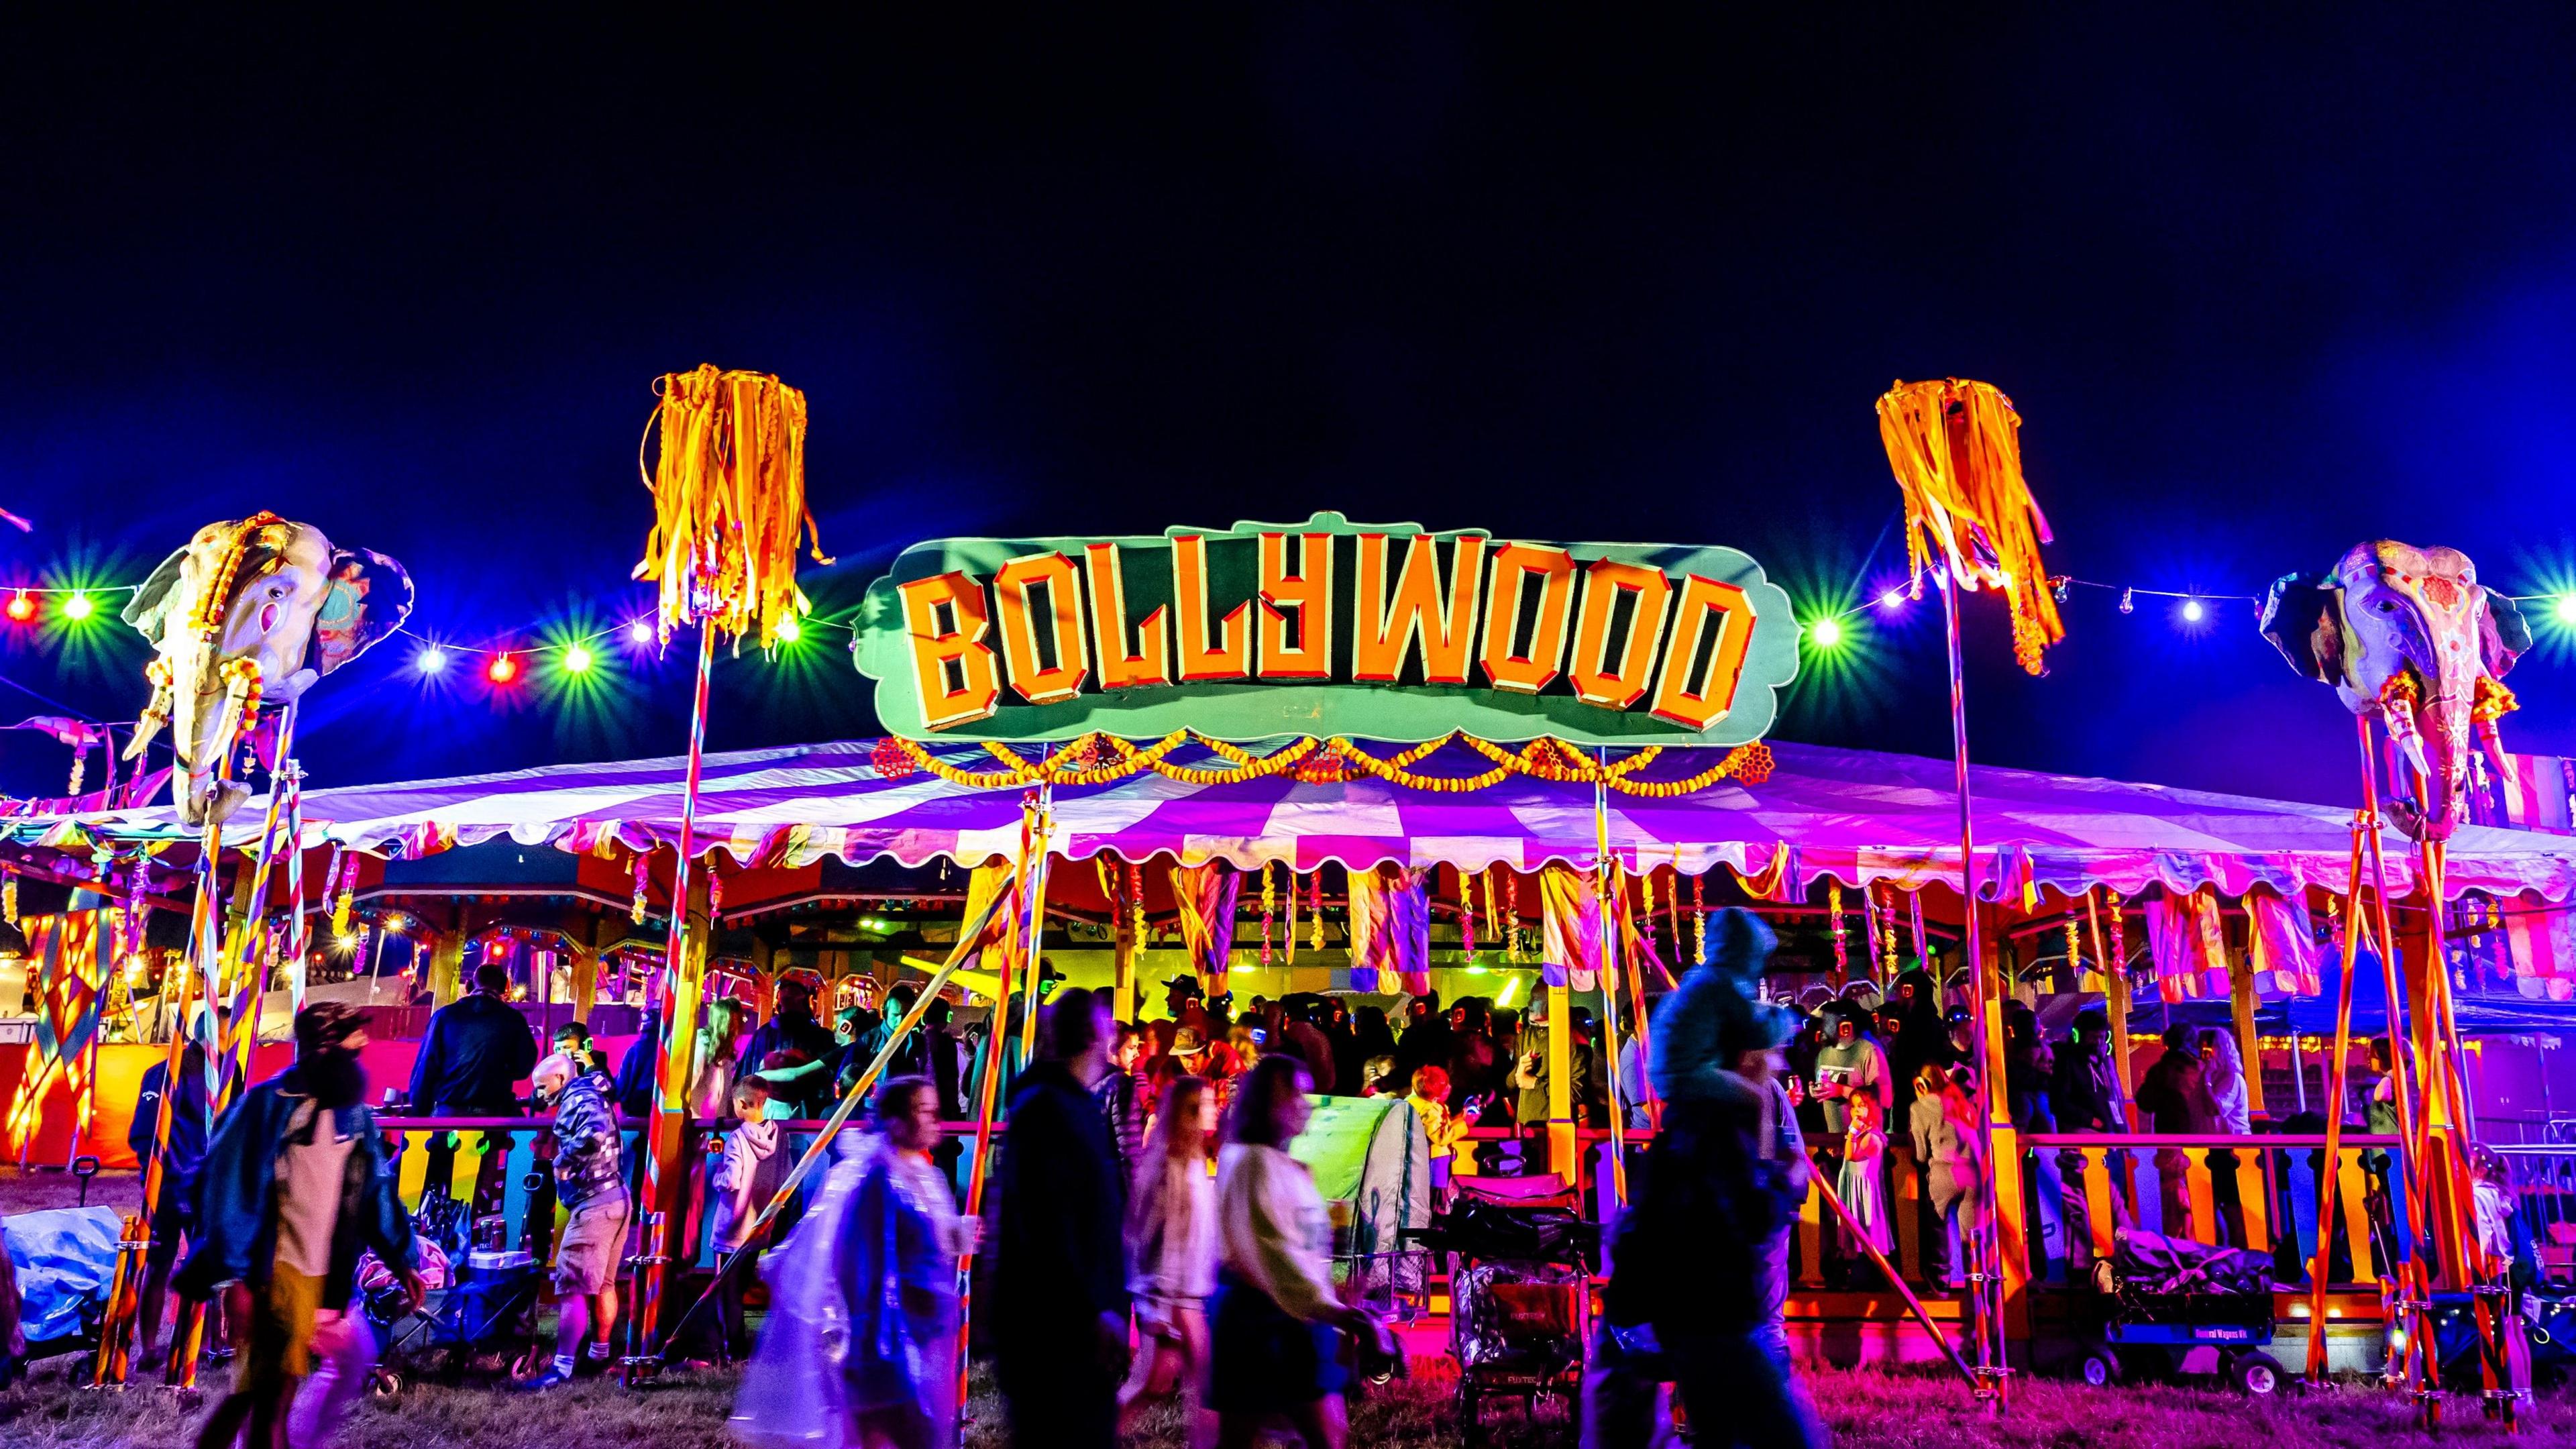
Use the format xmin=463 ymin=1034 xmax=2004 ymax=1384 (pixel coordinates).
xmin=2377 ymin=667 xmax=2473 ymax=842
xmin=166 ymin=648 xmax=258 ymax=829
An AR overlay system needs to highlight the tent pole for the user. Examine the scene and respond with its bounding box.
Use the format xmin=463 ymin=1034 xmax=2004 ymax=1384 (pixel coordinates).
xmin=955 ymin=794 xmax=1045 ymax=1432
xmin=2303 ymin=818 xmax=2371 ymax=1381
xmin=1591 ymin=757 xmax=1629 ymax=1204
xmin=1937 ymin=569 xmax=2010 ymax=1412
xmin=625 ymin=621 xmax=716 ymax=1382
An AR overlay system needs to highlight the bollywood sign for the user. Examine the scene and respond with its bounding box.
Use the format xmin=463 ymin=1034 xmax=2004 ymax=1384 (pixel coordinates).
xmin=853 ymin=513 xmax=1801 ymax=746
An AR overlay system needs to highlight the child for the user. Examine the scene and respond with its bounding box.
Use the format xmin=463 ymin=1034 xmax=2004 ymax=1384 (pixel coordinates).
xmin=1836 ymin=1089 xmax=1894 ymax=1272
xmin=706 ymin=1076 xmax=786 ymax=1360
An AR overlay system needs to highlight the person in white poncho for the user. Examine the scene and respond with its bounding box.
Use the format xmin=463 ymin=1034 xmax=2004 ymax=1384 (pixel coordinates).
xmin=1208 ymin=1055 xmax=1383 ymax=1449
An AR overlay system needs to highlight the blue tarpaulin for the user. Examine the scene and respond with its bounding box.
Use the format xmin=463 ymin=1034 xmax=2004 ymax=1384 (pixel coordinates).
xmin=3 ymin=1204 xmax=121 ymax=1344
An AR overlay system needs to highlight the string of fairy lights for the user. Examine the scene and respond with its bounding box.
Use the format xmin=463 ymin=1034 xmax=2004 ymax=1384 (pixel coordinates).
xmin=7 ymin=561 xmax=2576 ymax=711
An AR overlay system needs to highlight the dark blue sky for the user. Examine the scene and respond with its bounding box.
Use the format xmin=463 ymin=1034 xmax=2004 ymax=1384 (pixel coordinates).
xmin=3 ymin=9 xmax=2573 ymax=806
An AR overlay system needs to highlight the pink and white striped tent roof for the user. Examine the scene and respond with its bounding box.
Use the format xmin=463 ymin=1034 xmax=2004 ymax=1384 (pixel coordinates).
xmin=46 ymin=737 xmax=2576 ymax=907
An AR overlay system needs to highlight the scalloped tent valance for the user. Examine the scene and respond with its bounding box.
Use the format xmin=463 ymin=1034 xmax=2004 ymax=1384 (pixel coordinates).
xmin=16 ymin=737 xmax=2576 ymax=908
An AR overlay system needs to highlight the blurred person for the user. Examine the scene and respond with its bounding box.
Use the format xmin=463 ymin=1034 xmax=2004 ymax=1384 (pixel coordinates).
xmin=1909 ymin=1063 xmax=1985 ymax=1289
xmin=131 ymin=1036 xmax=217 ymax=1373
xmin=522 ymin=1049 xmax=629 ymax=1388
xmin=688 ymin=998 xmax=749 ymax=1116
xmin=1324 ymin=999 xmax=1362 ymax=1102
xmin=994 ymin=988 xmax=1131 ymax=1449
xmin=2048 ymin=1007 xmax=2129 ymax=1272
xmin=1595 ymin=999 xmax=1821 ymax=1449
xmin=1282 ymin=1002 xmax=1337 ymax=1095
xmin=841 ymin=1077 xmax=975 ymax=1449
xmin=1208 ymin=1056 xmax=1383 ymax=1449
xmin=1350 ymin=1007 xmax=1397 ymax=1072
xmin=1120 ymin=1075 xmax=1218 ymax=1447
xmin=184 ymin=1004 xmax=421 ymax=1449
xmin=1095 ymin=1019 xmax=1147 ymax=1195
xmin=2201 ymin=1026 xmax=2251 ymax=1246
xmin=2000 ymin=1001 xmax=2055 ymax=1134
xmin=1357 ymin=1055 xmax=1400 ymax=1099
xmin=2135 ymin=1023 xmax=2213 ymax=1238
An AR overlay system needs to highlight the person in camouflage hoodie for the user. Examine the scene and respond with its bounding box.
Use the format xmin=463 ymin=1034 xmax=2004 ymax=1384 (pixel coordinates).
xmin=525 ymin=1052 xmax=629 ymax=1389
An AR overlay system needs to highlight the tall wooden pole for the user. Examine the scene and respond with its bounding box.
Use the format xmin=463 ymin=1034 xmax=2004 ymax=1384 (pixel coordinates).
xmin=1938 ymin=570 xmax=2012 ymax=1410
xmin=1591 ymin=760 xmax=1630 ymax=1203
xmin=623 ymin=623 xmax=717 ymax=1380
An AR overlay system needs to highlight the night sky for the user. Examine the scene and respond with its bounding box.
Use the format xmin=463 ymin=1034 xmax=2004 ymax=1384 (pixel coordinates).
xmin=5 ymin=10 xmax=2574 ymax=808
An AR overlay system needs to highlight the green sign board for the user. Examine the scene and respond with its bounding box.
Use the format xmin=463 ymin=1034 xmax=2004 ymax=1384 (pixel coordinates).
xmin=852 ymin=513 xmax=1801 ymax=746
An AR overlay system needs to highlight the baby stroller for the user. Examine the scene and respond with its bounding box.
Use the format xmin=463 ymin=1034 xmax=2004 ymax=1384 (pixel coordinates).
xmin=363 ymin=1195 xmax=547 ymax=1394
xmin=2073 ymin=1228 xmax=2283 ymax=1395
xmin=1409 ymin=1178 xmax=1598 ymax=1448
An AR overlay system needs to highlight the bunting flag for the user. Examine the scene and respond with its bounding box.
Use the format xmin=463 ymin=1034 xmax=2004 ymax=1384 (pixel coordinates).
xmin=2503 ymin=903 xmax=2576 ymax=1000
xmin=2245 ymin=888 xmax=2324 ymax=998
xmin=1538 ymin=862 xmax=1615 ymax=991
xmin=5 ymin=912 xmax=105 ymax=1163
xmin=2145 ymin=887 xmax=2229 ymax=1002
xmin=1169 ymin=861 xmax=1241 ymax=998
xmin=1344 ymin=863 xmax=1431 ymax=996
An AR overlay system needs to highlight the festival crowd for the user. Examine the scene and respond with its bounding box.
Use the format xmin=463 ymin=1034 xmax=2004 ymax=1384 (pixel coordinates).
xmin=3 ymin=935 xmax=2540 ymax=1449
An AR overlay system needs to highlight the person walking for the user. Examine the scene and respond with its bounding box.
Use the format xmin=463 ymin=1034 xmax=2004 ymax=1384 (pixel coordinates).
xmin=407 ymin=962 xmax=540 ymax=1212
xmin=994 ymin=987 xmax=1131 ymax=1449
xmin=1909 ymin=1063 xmax=1986 ymax=1289
xmin=130 ymin=1036 xmax=217 ymax=1374
xmin=1209 ymin=1055 xmax=1381 ymax=1449
xmin=182 ymin=1004 xmax=422 ymax=1449
xmin=1120 ymin=1074 xmax=1218 ymax=1448
xmin=523 ymin=1050 xmax=629 ymax=1388
xmin=841 ymin=1077 xmax=975 ymax=1449
xmin=1600 ymin=1003 xmax=1823 ymax=1449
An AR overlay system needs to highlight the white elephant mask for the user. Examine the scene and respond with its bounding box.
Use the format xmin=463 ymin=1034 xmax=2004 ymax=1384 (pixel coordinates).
xmin=121 ymin=512 xmax=414 ymax=827
xmin=2259 ymin=541 xmax=2530 ymax=841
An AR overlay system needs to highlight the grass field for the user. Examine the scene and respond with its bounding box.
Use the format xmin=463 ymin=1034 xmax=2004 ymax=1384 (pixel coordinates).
xmin=7 ymin=1168 xmax=2570 ymax=1447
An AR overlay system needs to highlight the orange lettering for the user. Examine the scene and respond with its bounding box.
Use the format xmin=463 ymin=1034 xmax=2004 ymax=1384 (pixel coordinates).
xmin=1352 ymin=533 xmax=1485 ymax=685
xmin=1648 ymin=574 xmax=1758 ymax=729
xmin=1257 ymin=531 xmax=1334 ymax=679
xmin=1568 ymin=559 xmax=1672 ymax=710
xmin=898 ymin=572 xmax=1001 ymax=729
xmin=1083 ymin=542 xmax=1170 ymax=690
xmin=1171 ymin=535 xmax=1249 ymax=682
xmin=1479 ymin=542 xmax=1576 ymax=693
xmin=992 ymin=551 xmax=1090 ymax=705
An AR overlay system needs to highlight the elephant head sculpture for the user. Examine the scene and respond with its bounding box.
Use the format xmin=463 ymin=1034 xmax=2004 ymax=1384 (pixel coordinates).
xmin=120 ymin=513 xmax=413 ymax=827
xmin=2259 ymin=541 xmax=2530 ymax=841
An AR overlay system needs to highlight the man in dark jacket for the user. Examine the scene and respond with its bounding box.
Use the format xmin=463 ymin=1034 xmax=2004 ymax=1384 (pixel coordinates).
xmin=2135 ymin=1024 xmax=2212 ymax=1238
xmin=408 ymin=963 xmax=539 ymax=1214
xmin=129 ymin=1038 xmax=216 ymax=1372
xmin=733 ymin=979 xmax=839 ymax=1118
xmin=182 ymin=1004 xmax=421 ymax=1449
xmin=994 ymin=986 xmax=1129 ymax=1449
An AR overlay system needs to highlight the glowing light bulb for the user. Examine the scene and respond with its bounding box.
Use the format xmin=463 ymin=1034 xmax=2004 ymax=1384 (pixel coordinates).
xmin=60 ymin=592 xmax=93 ymax=621
xmin=2555 ymin=595 xmax=2576 ymax=625
xmin=417 ymin=645 xmax=449 ymax=675
xmin=776 ymin=616 xmax=803 ymax=643
xmin=335 ymin=933 xmax=360 ymax=953
xmin=2118 ymin=588 xmax=2135 ymax=615
xmin=563 ymin=644 xmax=594 ymax=675
xmin=3 ymin=592 xmax=32 ymax=623
xmin=1877 ymin=589 xmax=1905 ymax=610
xmin=1809 ymin=616 xmax=1843 ymax=649
xmin=627 ymin=619 xmax=653 ymax=645
xmin=487 ymin=653 xmax=519 ymax=685
xmin=2181 ymin=598 xmax=2205 ymax=623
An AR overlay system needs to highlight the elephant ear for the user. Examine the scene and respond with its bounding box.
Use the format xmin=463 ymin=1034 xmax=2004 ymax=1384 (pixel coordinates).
xmin=119 ymin=544 xmax=192 ymax=636
xmin=2482 ymin=587 xmax=2531 ymax=680
xmin=305 ymin=547 xmax=416 ymax=678
xmin=2258 ymin=572 xmax=2344 ymax=684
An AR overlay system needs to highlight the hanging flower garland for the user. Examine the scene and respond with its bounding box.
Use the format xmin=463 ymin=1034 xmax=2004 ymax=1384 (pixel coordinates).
xmin=1458 ymin=866 xmax=1477 ymax=963
xmin=1284 ymin=868 xmax=1299 ymax=965
xmin=1309 ymin=871 xmax=1324 ymax=954
xmin=631 ymin=855 xmax=651 ymax=924
xmin=1690 ymin=871 xmax=1707 ymax=969
xmin=1505 ymin=873 xmax=1523 ymax=963
xmin=1664 ymin=853 xmax=1682 ymax=963
xmin=1260 ymin=861 xmax=1277 ymax=967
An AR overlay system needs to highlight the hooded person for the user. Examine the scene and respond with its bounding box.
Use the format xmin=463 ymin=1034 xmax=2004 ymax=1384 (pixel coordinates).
xmin=182 ymin=1004 xmax=421 ymax=1449
xmin=1647 ymin=907 xmax=1776 ymax=1106
xmin=1596 ymin=993 xmax=1822 ymax=1449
